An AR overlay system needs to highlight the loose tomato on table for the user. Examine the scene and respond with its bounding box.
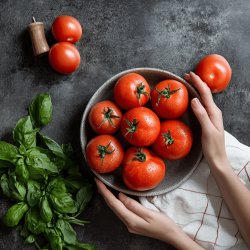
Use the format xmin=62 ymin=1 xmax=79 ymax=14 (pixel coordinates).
xmin=52 ymin=15 xmax=82 ymax=43
xmin=88 ymin=100 xmax=122 ymax=134
xmin=121 ymin=107 xmax=160 ymax=147
xmin=195 ymin=54 xmax=232 ymax=93
xmin=86 ymin=135 xmax=124 ymax=174
xmin=122 ymin=147 xmax=166 ymax=191
xmin=114 ymin=73 xmax=150 ymax=110
xmin=49 ymin=42 xmax=80 ymax=74
xmin=152 ymin=120 xmax=193 ymax=160
xmin=151 ymin=80 xmax=189 ymax=119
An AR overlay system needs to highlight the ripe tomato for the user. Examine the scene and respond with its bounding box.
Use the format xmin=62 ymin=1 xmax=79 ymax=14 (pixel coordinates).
xmin=86 ymin=135 xmax=124 ymax=173
xmin=151 ymin=80 xmax=188 ymax=119
xmin=121 ymin=107 xmax=160 ymax=147
xmin=114 ymin=73 xmax=150 ymax=110
xmin=49 ymin=42 xmax=80 ymax=74
xmin=88 ymin=100 xmax=122 ymax=134
xmin=195 ymin=54 xmax=232 ymax=93
xmin=52 ymin=15 xmax=82 ymax=43
xmin=152 ymin=120 xmax=193 ymax=160
xmin=122 ymin=147 xmax=165 ymax=191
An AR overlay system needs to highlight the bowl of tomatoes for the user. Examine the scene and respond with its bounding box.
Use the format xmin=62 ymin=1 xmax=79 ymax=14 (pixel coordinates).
xmin=80 ymin=68 xmax=202 ymax=196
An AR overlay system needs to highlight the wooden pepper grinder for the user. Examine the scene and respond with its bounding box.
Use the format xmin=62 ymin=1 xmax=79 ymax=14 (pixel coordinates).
xmin=28 ymin=17 xmax=50 ymax=57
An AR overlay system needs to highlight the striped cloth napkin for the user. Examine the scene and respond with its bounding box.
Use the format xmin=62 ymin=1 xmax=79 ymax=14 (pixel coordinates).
xmin=140 ymin=131 xmax=250 ymax=250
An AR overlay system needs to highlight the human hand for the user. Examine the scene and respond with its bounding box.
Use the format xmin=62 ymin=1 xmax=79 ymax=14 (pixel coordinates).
xmin=185 ymin=72 xmax=229 ymax=169
xmin=95 ymin=178 xmax=203 ymax=250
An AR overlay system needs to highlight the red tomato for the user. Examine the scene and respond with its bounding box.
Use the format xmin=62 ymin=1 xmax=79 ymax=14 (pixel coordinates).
xmin=121 ymin=107 xmax=160 ymax=147
xmin=195 ymin=54 xmax=232 ymax=93
xmin=86 ymin=135 xmax=124 ymax=173
xmin=151 ymin=80 xmax=189 ymax=119
xmin=88 ymin=100 xmax=122 ymax=134
xmin=114 ymin=73 xmax=150 ymax=110
xmin=49 ymin=42 xmax=80 ymax=74
xmin=52 ymin=16 xmax=82 ymax=43
xmin=122 ymin=147 xmax=165 ymax=191
xmin=152 ymin=120 xmax=193 ymax=160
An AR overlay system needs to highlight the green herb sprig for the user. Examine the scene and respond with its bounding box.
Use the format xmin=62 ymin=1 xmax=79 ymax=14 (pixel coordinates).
xmin=0 ymin=93 xmax=96 ymax=250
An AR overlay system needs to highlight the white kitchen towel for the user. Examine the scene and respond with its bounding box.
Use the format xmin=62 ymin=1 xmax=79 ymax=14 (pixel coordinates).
xmin=139 ymin=131 xmax=250 ymax=250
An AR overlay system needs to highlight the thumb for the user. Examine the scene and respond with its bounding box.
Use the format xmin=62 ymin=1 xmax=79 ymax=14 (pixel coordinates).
xmin=191 ymin=98 xmax=213 ymax=133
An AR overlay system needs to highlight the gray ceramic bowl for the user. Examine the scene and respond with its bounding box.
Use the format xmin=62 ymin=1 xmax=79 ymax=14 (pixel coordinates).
xmin=80 ymin=68 xmax=202 ymax=196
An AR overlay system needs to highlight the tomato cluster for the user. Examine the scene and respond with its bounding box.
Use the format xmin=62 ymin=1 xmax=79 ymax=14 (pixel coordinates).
xmin=86 ymin=73 xmax=193 ymax=191
xmin=49 ymin=16 xmax=82 ymax=74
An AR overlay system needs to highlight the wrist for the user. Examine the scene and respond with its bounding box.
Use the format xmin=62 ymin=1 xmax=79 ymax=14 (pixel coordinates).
xmin=167 ymin=226 xmax=203 ymax=250
xmin=207 ymin=153 xmax=230 ymax=171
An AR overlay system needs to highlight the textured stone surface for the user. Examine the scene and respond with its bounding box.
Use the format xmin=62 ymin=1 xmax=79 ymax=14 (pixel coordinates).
xmin=0 ymin=0 xmax=249 ymax=249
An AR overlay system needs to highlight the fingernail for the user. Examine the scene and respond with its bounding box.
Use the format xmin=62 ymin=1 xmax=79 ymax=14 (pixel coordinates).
xmin=191 ymin=98 xmax=200 ymax=106
xmin=184 ymin=73 xmax=189 ymax=79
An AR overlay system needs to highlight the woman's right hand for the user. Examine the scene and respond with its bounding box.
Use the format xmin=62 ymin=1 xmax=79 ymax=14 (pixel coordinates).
xmin=185 ymin=72 xmax=229 ymax=169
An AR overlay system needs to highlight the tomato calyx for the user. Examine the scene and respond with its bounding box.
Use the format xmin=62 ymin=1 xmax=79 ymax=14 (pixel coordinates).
xmin=162 ymin=130 xmax=174 ymax=145
xmin=125 ymin=119 xmax=139 ymax=140
xmin=98 ymin=107 xmax=120 ymax=128
xmin=97 ymin=141 xmax=115 ymax=165
xmin=137 ymin=82 xmax=149 ymax=105
xmin=133 ymin=148 xmax=146 ymax=162
xmin=155 ymin=85 xmax=180 ymax=106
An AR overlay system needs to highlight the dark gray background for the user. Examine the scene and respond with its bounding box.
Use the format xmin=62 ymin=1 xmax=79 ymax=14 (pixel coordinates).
xmin=0 ymin=0 xmax=249 ymax=249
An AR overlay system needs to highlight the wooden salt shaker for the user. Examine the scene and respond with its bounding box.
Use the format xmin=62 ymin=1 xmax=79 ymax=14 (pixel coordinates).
xmin=28 ymin=17 xmax=49 ymax=57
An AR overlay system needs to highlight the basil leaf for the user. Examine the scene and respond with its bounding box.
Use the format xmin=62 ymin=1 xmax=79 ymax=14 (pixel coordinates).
xmin=38 ymin=133 xmax=65 ymax=158
xmin=56 ymin=219 xmax=76 ymax=244
xmin=62 ymin=144 xmax=81 ymax=176
xmin=49 ymin=192 xmax=77 ymax=214
xmin=64 ymin=177 xmax=86 ymax=194
xmin=15 ymin=158 xmax=30 ymax=182
xmin=0 ymin=174 xmax=12 ymax=197
xmin=26 ymin=163 xmax=48 ymax=181
xmin=45 ymin=228 xmax=63 ymax=250
xmin=47 ymin=177 xmax=67 ymax=194
xmin=27 ymin=180 xmax=41 ymax=207
xmin=13 ymin=116 xmax=37 ymax=149
xmin=70 ymin=241 xmax=97 ymax=250
xmin=0 ymin=141 xmax=19 ymax=164
xmin=3 ymin=202 xmax=29 ymax=227
xmin=25 ymin=207 xmax=46 ymax=235
xmin=40 ymin=196 xmax=53 ymax=222
xmin=75 ymin=185 xmax=93 ymax=216
xmin=29 ymin=93 xmax=52 ymax=128
xmin=8 ymin=173 xmax=26 ymax=201
xmin=0 ymin=160 xmax=13 ymax=175
xmin=26 ymin=147 xmax=58 ymax=173
xmin=24 ymin=234 xmax=36 ymax=244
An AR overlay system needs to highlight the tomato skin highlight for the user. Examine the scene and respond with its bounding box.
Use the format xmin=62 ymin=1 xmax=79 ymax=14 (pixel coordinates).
xmin=52 ymin=15 xmax=82 ymax=43
xmin=151 ymin=80 xmax=189 ymax=119
xmin=86 ymin=135 xmax=124 ymax=174
xmin=88 ymin=100 xmax=122 ymax=134
xmin=121 ymin=107 xmax=160 ymax=147
xmin=114 ymin=73 xmax=150 ymax=110
xmin=49 ymin=42 xmax=80 ymax=74
xmin=152 ymin=120 xmax=193 ymax=160
xmin=122 ymin=147 xmax=166 ymax=191
xmin=195 ymin=54 xmax=232 ymax=93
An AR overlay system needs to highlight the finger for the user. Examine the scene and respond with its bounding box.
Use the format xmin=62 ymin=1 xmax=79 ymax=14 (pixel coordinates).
xmin=118 ymin=193 xmax=153 ymax=222
xmin=191 ymin=98 xmax=213 ymax=133
xmin=186 ymin=72 xmax=223 ymax=131
xmin=185 ymin=72 xmax=216 ymax=111
xmin=95 ymin=178 xmax=146 ymax=226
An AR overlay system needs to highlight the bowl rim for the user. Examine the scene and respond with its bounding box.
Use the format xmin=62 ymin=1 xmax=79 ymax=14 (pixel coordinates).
xmin=80 ymin=67 xmax=203 ymax=196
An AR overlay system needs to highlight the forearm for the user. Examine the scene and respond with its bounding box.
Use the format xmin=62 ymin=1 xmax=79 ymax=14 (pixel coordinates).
xmin=210 ymin=158 xmax=250 ymax=247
